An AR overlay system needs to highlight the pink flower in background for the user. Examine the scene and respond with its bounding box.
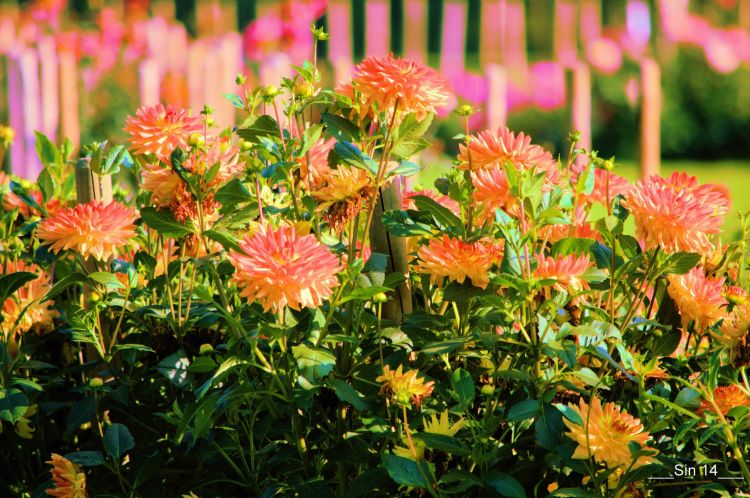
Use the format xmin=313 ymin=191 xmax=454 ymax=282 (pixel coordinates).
xmin=625 ymin=77 xmax=639 ymax=106
xmin=704 ymin=29 xmax=740 ymax=74
xmin=243 ymin=14 xmax=285 ymax=61
xmin=586 ymin=38 xmax=622 ymax=75
xmin=529 ymin=62 xmax=565 ymax=110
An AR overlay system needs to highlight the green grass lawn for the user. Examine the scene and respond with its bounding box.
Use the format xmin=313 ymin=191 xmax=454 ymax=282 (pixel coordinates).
xmin=416 ymin=158 xmax=750 ymax=240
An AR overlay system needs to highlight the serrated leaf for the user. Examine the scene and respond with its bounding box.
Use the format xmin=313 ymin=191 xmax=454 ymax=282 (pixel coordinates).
xmin=223 ymin=93 xmax=244 ymax=109
xmin=293 ymin=345 xmax=336 ymax=386
xmin=390 ymin=113 xmax=434 ymax=160
xmin=65 ymin=451 xmax=105 ymax=467
xmin=321 ymin=113 xmax=360 ymax=142
xmin=140 ymin=207 xmax=195 ymax=238
xmin=382 ymin=454 xmax=431 ymax=488
xmin=0 ymin=388 xmax=29 ymax=423
xmin=37 ymin=168 xmax=55 ymax=202
xmin=414 ymin=433 xmax=471 ymax=456
xmin=662 ymin=252 xmax=700 ymax=275
xmin=412 ymin=195 xmax=462 ymax=231
xmin=507 ymin=399 xmax=541 ymax=422
xmin=485 ymin=472 xmax=526 ymax=498
xmin=236 ymin=115 xmax=279 ymax=144
xmin=0 ymin=272 xmax=38 ymax=304
xmin=328 ymin=378 xmax=370 ymax=410
xmin=215 ymin=178 xmax=253 ymax=207
xmin=34 ymin=131 xmax=61 ymax=166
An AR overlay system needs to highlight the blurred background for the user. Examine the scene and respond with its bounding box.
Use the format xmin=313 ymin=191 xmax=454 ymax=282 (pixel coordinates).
xmin=2 ymin=0 xmax=750 ymax=233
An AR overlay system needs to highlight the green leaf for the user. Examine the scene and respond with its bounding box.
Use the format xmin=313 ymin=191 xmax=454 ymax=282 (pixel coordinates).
xmin=65 ymin=451 xmax=106 ymax=467
xmin=506 ymin=399 xmax=541 ymax=422
xmin=293 ymin=345 xmax=336 ymax=385
xmin=420 ymin=338 xmax=468 ymax=355
xmin=203 ymin=229 xmax=240 ymax=252
xmin=535 ymin=403 xmax=564 ymax=451
xmin=674 ymin=387 xmax=702 ymax=409
xmin=328 ymin=378 xmax=370 ymax=410
xmin=333 ymin=141 xmax=378 ymax=175
xmin=340 ymin=286 xmax=392 ymax=303
xmin=662 ymin=252 xmax=700 ymax=275
xmin=571 ymin=367 xmax=603 ymax=388
xmin=390 ymin=113 xmax=434 ymax=160
xmin=236 ymin=115 xmax=279 ymax=144
xmin=388 ymin=161 xmax=421 ymax=178
xmin=223 ymin=93 xmax=244 ymax=109
xmin=42 ymin=273 xmax=89 ymax=302
xmin=412 ymin=194 xmax=462 ymax=231
xmin=551 ymin=237 xmax=595 ymax=256
xmin=321 ymin=113 xmax=360 ymax=142
xmin=550 ymin=489 xmax=599 ymax=497
xmin=382 ymin=454 xmax=431 ymax=488
xmin=111 ymin=344 xmax=155 ymax=354
xmin=576 ymin=162 xmax=595 ymax=195
xmin=0 ymin=388 xmax=29 ymax=423
xmin=100 ymin=145 xmax=133 ymax=175
xmin=156 ymin=350 xmax=191 ymax=388
xmin=10 ymin=181 xmax=45 ymax=215
xmin=413 ymin=433 xmax=470 ymax=457
xmin=140 ymin=207 xmax=195 ymax=238
xmin=485 ymin=472 xmax=526 ymax=498
xmin=451 ymin=368 xmax=475 ymax=410
xmin=0 ymin=272 xmax=37 ymax=304
xmin=383 ymin=210 xmax=433 ymax=237
xmin=37 ymin=168 xmax=55 ymax=202
xmin=88 ymin=271 xmax=126 ymax=290
xmin=104 ymin=423 xmax=135 ymax=459
xmin=34 ymin=131 xmax=61 ymax=166
xmin=66 ymin=397 xmax=95 ymax=432
xmin=215 ymin=178 xmax=253 ymax=207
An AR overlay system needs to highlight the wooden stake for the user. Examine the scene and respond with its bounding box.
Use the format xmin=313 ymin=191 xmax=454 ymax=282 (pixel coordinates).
xmin=59 ymin=50 xmax=80 ymax=149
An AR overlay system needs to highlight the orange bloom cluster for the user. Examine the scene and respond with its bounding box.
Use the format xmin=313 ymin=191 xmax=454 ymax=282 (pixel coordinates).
xmin=697 ymin=385 xmax=750 ymax=416
xmin=141 ymin=135 xmax=243 ymax=221
xmin=123 ymin=103 xmax=203 ymax=160
xmin=1 ymin=260 xmax=58 ymax=339
xmin=563 ymin=397 xmax=657 ymax=468
xmin=623 ymin=172 xmax=730 ymax=254
xmin=457 ymin=126 xmax=558 ymax=175
xmin=310 ymin=165 xmax=375 ymax=232
xmin=228 ymin=224 xmax=341 ymax=312
xmin=667 ymin=267 xmax=726 ymax=332
xmin=540 ymin=207 xmax=599 ymax=244
xmin=46 ymin=454 xmax=86 ymax=498
xmin=471 ymin=167 xmax=516 ymax=222
xmin=376 ymin=365 xmax=435 ymax=408
xmin=415 ymin=236 xmax=503 ymax=289
xmin=347 ymin=54 xmax=451 ymax=122
xmin=38 ymin=200 xmax=137 ymax=261
xmin=534 ymin=253 xmax=593 ymax=293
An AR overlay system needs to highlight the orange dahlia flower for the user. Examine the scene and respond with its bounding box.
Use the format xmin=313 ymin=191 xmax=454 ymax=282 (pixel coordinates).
xmin=563 ymin=397 xmax=657 ymax=468
xmin=697 ymin=385 xmax=750 ymax=416
xmin=46 ymin=453 xmax=86 ymax=498
xmin=534 ymin=253 xmax=593 ymax=293
xmin=38 ymin=200 xmax=137 ymax=261
xmin=623 ymin=173 xmax=730 ymax=254
xmin=123 ymin=103 xmax=203 ymax=160
xmin=716 ymin=301 xmax=750 ymax=346
xmin=348 ymin=54 xmax=451 ymax=122
xmin=415 ymin=236 xmax=503 ymax=289
xmin=540 ymin=207 xmax=599 ymax=244
xmin=377 ymin=364 xmax=435 ymax=408
xmin=311 ymin=165 xmax=375 ymax=232
xmin=457 ymin=127 xmax=558 ymax=176
xmin=228 ymin=224 xmax=341 ymax=312
xmin=471 ymin=166 xmax=516 ymax=222
xmin=1 ymin=260 xmax=58 ymax=336
xmin=667 ymin=267 xmax=726 ymax=332
xmin=299 ymin=137 xmax=335 ymax=182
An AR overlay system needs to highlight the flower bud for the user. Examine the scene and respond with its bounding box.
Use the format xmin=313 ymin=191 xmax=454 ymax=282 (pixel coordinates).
xmin=199 ymin=343 xmax=214 ymax=354
xmin=455 ymin=104 xmax=475 ymax=117
xmin=373 ymin=292 xmax=388 ymax=303
xmin=188 ymin=133 xmax=204 ymax=148
xmin=89 ymin=377 xmax=104 ymax=388
xmin=205 ymin=118 xmax=216 ymax=127
xmin=263 ymin=85 xmax=279 ymax=98
xmin=293 ymin=78 xmax=314 ymax=99
xmin=480 ymin=384 xmax=495 ymax=396
xmin=240 ymin=140 xmax=252 ymax=152
xmin=235 ymin=73 xmax=247 ymax=86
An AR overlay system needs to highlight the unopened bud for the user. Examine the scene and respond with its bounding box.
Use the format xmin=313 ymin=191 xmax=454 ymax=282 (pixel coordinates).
xmin=456 ymin=104 xmax=475 ymax=117
xmin=89 ymin=377 xmax=104 ymax=388
xmin=240 ymin=140 xmax=252 ymax=152
xmin=205 ymin=118 xmax=216 ymax=127
xmin=199 ymin=343 xmax=213 ymax=354
xmin=311 ymin=25 xmax=329 ymax=41
xmin=235 ymin=73 xmax=247 ymax=86
xmin=188 ymin=133 xmax=204 ymax=148
xmin=293 ymin=78 xmax=314 ymax=99
xmin=263 ymin=85 xmax=279 ymax=98
xmin=373 ymin=292 xmax=388 ymax=303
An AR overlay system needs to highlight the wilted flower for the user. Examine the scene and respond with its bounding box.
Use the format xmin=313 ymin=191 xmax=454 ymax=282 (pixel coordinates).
xmin=667 ymin=267 xmax=726 ymax=332
xmin=1 ymin=260 xmax=59 ymax=337
xmin=311 ymin=165 xmax=375 ymax=232
xmin=123 ymin=103 xmax=203 ymax=160
xmin=563 ymin=397 xmax=657 ymax=468
xmin=38 ymin=200 xmax=137 ymax=261
xmin=377 ymin=364 xmax=435 ymax=408
xmin=423 ymin=411 xmax=463 ymax=436
xmin=534 ymin=254 xmax=593 ymax=293
xmin=415 ymin=236 xmax=502 ymax=289
xmin=623 ymin=172 xmax=730 ymax=254
xmin=348 ymin=54 xmax=451 ymax=122
xmin=228 ymin=224 xmax=341 ymax=312
xmin=46 ymin=453 xmax=86 ymax=498
xmin=457 ymin=127 xmax=558 ymax=175
xmin=697 ymin=385 xmax=750 ymax=416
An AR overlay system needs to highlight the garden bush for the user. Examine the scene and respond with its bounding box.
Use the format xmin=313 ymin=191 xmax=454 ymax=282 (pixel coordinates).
xmin=1 ymin=33 xmax=750 ymax=498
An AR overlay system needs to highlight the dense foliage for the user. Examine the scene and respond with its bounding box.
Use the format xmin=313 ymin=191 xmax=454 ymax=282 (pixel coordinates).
xmin=2 ymin=41 xmax=750 ymax=498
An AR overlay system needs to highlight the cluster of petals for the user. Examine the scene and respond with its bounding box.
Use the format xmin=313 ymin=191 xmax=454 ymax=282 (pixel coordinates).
xmin=563 ymin=397 xmax=657 ymax=468
xmin=228 ymin=224 xmax=341 ymax=312
xmin=347 ymin=54 xmax=451 ymax=122
xmin=540 ymin=207 xmax=599 ymax=244
xmin=46 ymin=453 xmax=87 ymax=498
xmin=299 ymin=137 xmax=335 ymax=182
xmin=415 ymin=236 xmax=503 ymax=289
xmin=667 ymin=267 xmax=726 ymax=332
xmin=457 ymin=127 xmax=558 ymax=178
xmin=123 ymin=103 xmax=203 ymax=160
xmin=471 ymin=167 xmax=516 ymax=222
xmin=1 ymin=260 xmax=59 ymax=337
xmin=623 ymin=172 xmax=730 ymax=254
xmin=376 ymin=364 xmax=435 ymax=408
xmin=716 ymin=295 xmax=750 ymax=346
xmin=697 ymin=385 xmax=750 ymax=416
xmin=533 ymin=253 xmax=593 ymax=293
xmin=38 ymin=200 xmax=137 ymax=261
